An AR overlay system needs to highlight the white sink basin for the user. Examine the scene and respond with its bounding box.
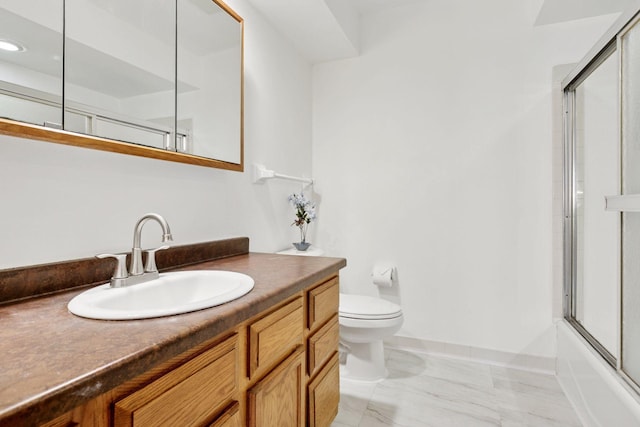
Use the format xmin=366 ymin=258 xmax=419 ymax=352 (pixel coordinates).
xmin=68 ymin=270 xmax=254 ymax=320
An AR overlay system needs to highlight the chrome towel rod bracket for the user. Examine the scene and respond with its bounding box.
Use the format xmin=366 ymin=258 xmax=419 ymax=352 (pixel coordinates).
xmin=252 ymin=164 xmax=314 ymax=185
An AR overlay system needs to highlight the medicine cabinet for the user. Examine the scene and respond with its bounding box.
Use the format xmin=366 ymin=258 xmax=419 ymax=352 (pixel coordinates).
xmin=0 ymin=0 xmax=243 ymax=171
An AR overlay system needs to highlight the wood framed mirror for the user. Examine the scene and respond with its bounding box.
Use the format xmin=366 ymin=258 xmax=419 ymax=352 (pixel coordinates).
xmin=0 ymin=0 xmax=243 ymax=171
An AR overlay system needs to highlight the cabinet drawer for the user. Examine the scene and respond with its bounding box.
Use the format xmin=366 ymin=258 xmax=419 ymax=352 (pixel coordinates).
xmin=249 ymin=297 xmax=303 ymax=378
xmin=308 ymin=277 xmax=339 ymax=331
xmin=114 ymin=334 xmax=238 ymax=427
xmin=308 ymin=314 xmax=339 ymax=377
xmin=209 ymin=401 xmax=242 ymax=427
xmin=307 ymin=352 xmax=340 ymax=427
xmin=39 ymin=412 xmax=75 ymax=427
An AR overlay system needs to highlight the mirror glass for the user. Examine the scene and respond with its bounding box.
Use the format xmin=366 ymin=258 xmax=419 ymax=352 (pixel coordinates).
xmin=65 ymin=0 xmax=176 ymax=149
xmin=0 ymin=0 xmax=243 ymax=170
xmin=0 ymin=0 xmax=63 ymax=128
xmin=177 ymin=0 xmax=242 ymax=163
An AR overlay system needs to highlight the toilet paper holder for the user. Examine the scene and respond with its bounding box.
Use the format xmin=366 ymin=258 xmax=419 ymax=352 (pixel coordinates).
xmin=372 ymin=264 xmax=395 ymax=287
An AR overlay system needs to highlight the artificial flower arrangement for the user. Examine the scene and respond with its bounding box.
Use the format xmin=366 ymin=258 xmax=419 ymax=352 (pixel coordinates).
xmin=288 ymin=192 xmax=316 ymax=251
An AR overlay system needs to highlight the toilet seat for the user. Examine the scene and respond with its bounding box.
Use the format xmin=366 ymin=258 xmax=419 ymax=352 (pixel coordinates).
xmin=339 ymin=294 xmax=402 ymax=320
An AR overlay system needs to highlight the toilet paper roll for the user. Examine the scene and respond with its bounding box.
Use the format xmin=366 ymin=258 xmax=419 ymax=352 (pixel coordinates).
xmin=372 ymin=264 xmax=395 ymax=287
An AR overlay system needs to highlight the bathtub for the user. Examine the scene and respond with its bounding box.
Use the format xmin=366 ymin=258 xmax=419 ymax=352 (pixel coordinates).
xmin=556 ymin=320 xmax=640 ymax=426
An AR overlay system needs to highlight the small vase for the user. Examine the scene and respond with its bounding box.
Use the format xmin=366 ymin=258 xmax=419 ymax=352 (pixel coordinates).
xmin=293 ymin=241 xmax=311 ymax=251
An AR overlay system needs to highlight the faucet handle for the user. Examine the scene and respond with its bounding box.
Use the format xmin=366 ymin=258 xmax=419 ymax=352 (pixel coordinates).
xmin=96 ymin=253 xmax=129 ymax=282
xmin=144 ymin=245 xmax=170 ymax=273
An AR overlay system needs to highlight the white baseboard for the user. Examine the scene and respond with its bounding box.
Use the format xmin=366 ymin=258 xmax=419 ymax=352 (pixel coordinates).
xmin=384 ymin=335 xmax=556 ymax=374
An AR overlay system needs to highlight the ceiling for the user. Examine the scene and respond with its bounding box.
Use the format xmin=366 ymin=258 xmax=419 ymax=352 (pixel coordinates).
xmin=245 ymin=0 xmax=420 ymax=63
xmin=247 ymin=0 xmax=637 ymax=63
xmin=347 ymin=0 xmax=422 ymax=15
xmin=535 ymin=0 xmax=636 ymax=25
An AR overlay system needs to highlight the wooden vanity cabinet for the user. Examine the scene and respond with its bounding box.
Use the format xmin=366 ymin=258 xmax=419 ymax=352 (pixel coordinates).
xmin=41 ymin=333 xmax=241 ymax=427
xmin=245 ymin=275 xmax=340 ymax=427
xmin=114 ymin=334 xmax=238 ymax=426
xmin=305 ymin=277 xmax=340 ymax=427
xmin=39 ymin=274 xmax=341 ymax=427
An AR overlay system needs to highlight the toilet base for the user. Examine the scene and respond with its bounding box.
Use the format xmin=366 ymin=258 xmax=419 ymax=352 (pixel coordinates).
xmin=340 ymin=339 xmax=387 ymax=382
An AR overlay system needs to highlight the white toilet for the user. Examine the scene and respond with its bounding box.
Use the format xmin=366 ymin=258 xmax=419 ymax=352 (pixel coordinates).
xmin=276 ymin=247 xmax=403 ymax=382
xmin=339 ymin=293 xmax=403 ymax=382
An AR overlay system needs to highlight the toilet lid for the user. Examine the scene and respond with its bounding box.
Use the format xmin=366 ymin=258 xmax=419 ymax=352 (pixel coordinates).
xmin=339 ymin=294 xmax=402 ymax=320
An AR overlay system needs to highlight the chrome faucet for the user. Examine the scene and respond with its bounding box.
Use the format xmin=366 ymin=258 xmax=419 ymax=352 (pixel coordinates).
xmin=98 ymin=213 xmax=173 ymax=287
xmin=130 ymin=213 xmax=173 ymax=276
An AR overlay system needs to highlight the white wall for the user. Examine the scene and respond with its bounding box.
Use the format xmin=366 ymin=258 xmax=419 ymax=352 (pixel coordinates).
xmin=312 ymin=0 xmax=618 ymax=358
xmin=0 ymin=0 xmax=312 ymax=269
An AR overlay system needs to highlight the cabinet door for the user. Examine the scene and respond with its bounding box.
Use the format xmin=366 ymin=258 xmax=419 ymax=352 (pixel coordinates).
xmin=115 ymin=334 xmax=238 ymax=427
xmin=307 ymin=353 xmax=340 ymax=427
xmin=208 ymin=402 xmax=242 ymax=427
xmin=248 ymin=347 xmax=304 ymax=427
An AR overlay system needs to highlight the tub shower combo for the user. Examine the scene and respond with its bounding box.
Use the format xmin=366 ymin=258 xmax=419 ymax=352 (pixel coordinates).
xmin=561 ymin=5 xmax=640 ymax=424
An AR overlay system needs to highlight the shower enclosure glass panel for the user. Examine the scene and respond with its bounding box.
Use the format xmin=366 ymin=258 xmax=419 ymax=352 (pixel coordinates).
xmin=564 ymin=5 xmax=640 ymax=397
xmin=621 ymin=18 xmax=640 ymax=387
xmin=572 ymin=50 xmax=620 ymax=359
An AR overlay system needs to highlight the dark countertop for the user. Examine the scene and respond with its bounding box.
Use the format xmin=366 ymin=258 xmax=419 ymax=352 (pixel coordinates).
xmin=0 ymin=252 xmax=346 ymax=426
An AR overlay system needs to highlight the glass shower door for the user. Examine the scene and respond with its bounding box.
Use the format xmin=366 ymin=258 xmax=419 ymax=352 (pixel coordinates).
xmin=570 ymin=48 xmax=620 ymax=362
xmin=621 ymin=16 xmax=640 ymax=387
xmin=564 ymin=6 xmax=640 ymax=396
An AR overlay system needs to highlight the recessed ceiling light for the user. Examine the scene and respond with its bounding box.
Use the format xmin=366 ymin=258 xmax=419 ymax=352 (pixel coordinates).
xmin=0 ymin=40 xmax=26 ymax=52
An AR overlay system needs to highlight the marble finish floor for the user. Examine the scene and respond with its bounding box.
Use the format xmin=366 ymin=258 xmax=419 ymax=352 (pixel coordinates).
xmin=331 ymin=349 xmax=582 ymax=427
